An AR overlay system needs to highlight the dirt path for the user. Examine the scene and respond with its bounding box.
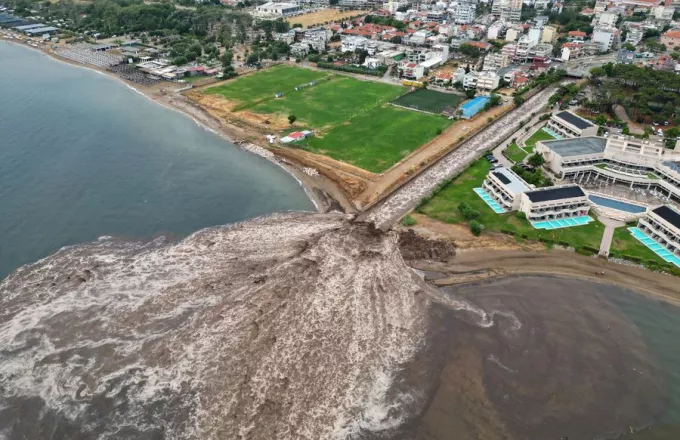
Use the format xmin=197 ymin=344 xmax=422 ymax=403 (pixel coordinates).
xmin=613 ymin=104 xmax=645 ymax=135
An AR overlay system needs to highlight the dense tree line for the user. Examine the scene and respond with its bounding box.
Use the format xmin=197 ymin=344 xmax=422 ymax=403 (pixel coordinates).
xmin=589 ymin=63 xmax=680 ymax=123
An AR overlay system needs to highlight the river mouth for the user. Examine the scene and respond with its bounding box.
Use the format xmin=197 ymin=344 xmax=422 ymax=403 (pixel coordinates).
xmin=398 ymin=275 xmax=669 ymax=440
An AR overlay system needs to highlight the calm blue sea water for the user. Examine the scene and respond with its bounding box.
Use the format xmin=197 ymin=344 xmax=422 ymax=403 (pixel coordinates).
xmin=0 ymin=41 xmax=314 ymax=279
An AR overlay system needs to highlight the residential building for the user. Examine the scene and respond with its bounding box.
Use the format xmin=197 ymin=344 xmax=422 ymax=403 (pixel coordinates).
xmin=427 ymin=10 xmax=448 ymax=23
xmin=483 ymin=52 xmax=508 ymax=70
xmin=454 ymin=2 xmax=477 ymax=24
xmin=515 ymin=35 xmax=533 ymax=59
xmin=476 ymin=70 xmax=501 ymax=90
xmin=528 ymin=27 xmax=542 ymax=46
xmin=546 ymin=111 xmax=599 ymax=138
xmin=535 ymin=0 xmax=550 ymax=9
xmin=400 ymin=61 xmax=425 ymax=79
xmin=254 ymin=2 xmax=299 ymax=18
xmin=652 ymin=5 xmax=675 ymax=21
xmin=529 ymin=43 xmax=553 ymax=59
xmin=592 ymin=25 xmax=619 ymax=52
xmin=597 ymin=11 xmax=619 ymax=26
xmin=487 ymin=22 xmax=504 ymax=39
xmin=541 ymin=25 xmax=557 ymax=43
xmin=501 ymin=43 xmax=517 ymax=60
xmin=500 ymin=0 xmax=523 ymax=23
xmin=661 ymin=28 xmax=680 ymax=48
xmin=534 ymin=15 xmax=550 ymax=27
xmin=338 ymin=0 xmax=368 ymax=7
xmin=341 ymin=36 xmax=368 ymax=52
xmin=505 ymin=27 xmax=520 ymax=41
xmin=626 ymin=28 xmax=645 ymax=46
xmin=567 ymin=30 xmax=587 ymax=42
xmin=290 ymin=42 xmax=309 ymax=56
xmin=463 ymin=71 xmax=478 ymax=88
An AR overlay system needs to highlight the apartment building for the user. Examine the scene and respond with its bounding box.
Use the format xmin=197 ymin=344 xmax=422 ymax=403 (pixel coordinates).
xmin=592 ymin=25 xmax=620 ymax=52
xmin=476 ymin=70 xmax=501 ymax=90
xmin=483 ymin=52 xmax=508 ymax=70
xmin=454 ymin=3 xmax=477 ymax=24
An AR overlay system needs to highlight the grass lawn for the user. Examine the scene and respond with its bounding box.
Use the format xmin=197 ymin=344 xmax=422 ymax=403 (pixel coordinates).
xmin=307 ymin=105 xmax=451 ymax=173
xmin=251 ymin=75 xmax=405 ymax=130
xmin=391 ymin=88 xmax=465 ymax=114
xmin=524 ymin=128 xmax=556 ymax=148
xmin=417 ymin=158 xmax=605 ymax=249
xmin=504 ymin=143 xmax=529 ymax=163
xmin=204 ymin=65 xmax=328 ymax=108
xmin=611 ymin=227 xmax=667 ymax=263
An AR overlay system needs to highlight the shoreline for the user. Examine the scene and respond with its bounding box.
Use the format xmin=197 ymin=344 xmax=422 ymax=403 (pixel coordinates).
xmin=0 ymin=38 xmax=353 ymax=214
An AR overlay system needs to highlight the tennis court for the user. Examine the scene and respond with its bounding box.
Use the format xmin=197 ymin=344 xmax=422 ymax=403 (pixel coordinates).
xmin=391 ymin=89 xmax=464 ymax=114
xmin=460 ymin=96 xmax=491 ymax=119
xmin=532 ymin=216 xmax=593 ymax=230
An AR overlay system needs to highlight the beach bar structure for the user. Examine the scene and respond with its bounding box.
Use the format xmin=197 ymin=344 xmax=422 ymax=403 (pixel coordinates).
xmin=24 ymin=26 xmax=59 ymax=35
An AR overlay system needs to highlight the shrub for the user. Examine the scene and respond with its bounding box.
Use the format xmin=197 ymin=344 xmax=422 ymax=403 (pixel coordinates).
xmin=469 ymin=220 xmax=483 ymax=236
xmin=401 ymin=215 xmax=417 ymax=226
xmin=458 ymin=202 xmax=480 ymax=220
xmin=515 ymin=211 xmax=526 ymax=219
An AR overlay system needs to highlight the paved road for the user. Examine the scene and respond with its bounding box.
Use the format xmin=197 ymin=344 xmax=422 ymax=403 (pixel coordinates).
xmin=358 ymin=85 xmax=560 ymax=229
xmin=599 ymin=217 xmax=625 ymax=257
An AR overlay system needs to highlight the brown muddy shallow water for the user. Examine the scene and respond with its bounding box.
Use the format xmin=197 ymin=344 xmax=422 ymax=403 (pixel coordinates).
xmin=399 ymin=275 xmax=668 ymax=440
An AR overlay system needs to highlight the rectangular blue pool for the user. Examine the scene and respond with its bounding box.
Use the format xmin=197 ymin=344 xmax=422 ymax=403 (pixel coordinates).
xmin=460 ymin=96 xmax=491 ymax=119
xmin=531 ymin=215 xmax=593 ymax=230
xmin=589 ymin=195 xmax=646 ymax=214
xmin=473 ymin=188 xmax=506 ymax=214
xmin=629 ymin=227 xmax=680 ymax=268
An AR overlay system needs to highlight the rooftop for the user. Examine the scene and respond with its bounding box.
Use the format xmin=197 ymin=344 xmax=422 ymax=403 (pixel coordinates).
xmin=492 ymin=168 xmax=530 ymax=195
xmin=652 ymin=205 xmax=680 ymax=229
xmin=525 ymin=185 xmax=586 ymax=203
xmin=555 ymin=111 xmax=594 ymax=130
xmin=540 ymin=136 xmax=607 ymax=158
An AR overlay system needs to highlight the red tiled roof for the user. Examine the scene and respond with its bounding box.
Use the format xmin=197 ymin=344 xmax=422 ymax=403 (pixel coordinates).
xmin=569 ymin=30 xmax=586 ymax=36
xmin=663 ymin=29 xmax=680 ymax=38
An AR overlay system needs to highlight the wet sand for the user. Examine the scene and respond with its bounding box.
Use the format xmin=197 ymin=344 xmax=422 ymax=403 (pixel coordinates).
xmin=398 ymin=276 xmax=667 ymax=440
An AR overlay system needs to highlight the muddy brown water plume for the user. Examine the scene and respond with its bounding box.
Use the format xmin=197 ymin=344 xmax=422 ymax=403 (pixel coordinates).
xmin=0 ymin=212 xmax=456 ymax=440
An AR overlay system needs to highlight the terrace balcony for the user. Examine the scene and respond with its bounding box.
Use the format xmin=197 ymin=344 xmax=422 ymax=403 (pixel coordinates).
xmin=639 ymin=220 xmax=680 ymax=250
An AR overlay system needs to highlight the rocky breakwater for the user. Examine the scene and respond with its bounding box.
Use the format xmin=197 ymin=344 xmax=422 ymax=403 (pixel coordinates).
xmin=0 ymin=212 xmax=454 ymax=440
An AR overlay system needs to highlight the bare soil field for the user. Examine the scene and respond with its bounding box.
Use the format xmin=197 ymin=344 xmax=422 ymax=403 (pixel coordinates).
xmin=286 ymin=9 xmax=369 ymax=27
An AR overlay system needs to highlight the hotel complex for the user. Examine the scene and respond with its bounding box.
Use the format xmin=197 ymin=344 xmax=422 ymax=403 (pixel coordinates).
xmin=477 ymin=131 xmax=680 ymax=264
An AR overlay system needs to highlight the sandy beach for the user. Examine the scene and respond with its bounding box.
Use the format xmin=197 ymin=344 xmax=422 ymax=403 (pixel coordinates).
xmin=0 ymin=36 xmax=355 ymax=214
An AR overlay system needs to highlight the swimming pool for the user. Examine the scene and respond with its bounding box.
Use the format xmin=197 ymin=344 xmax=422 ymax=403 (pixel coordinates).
xmin=589 ymin=195 xmax=646 ymax=214
xmin=460 ymin=96 xmax=491 ymax=119
xmin=629 ymin=227 xmax=680 ymax=267
xmin=473 ymin=187 xmax=506 ymax=214
xmin=531 ymin=215 xmax=593 ymax=230
xmin=541 ymin=127 xmax=562 ymax=140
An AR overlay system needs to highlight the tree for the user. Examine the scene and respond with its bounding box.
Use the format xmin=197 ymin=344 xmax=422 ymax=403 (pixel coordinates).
xmin=458 ymin=43 xmax=481 ymax=59
xmin=595 ymin=114 xmax=608 ymax=125
xmin=246 ymin=53 xmax=259 ymax=65
xmin=513 ymin=95 xmax=525 ymax=106
xmin=527 ymin=152 xmax=545 ymax=168
xmin=590 ymin=66 xmax=605 ymax=77
xmin=469 ymin=220 xmax=483 ymax=236
xmin=288 ymin=114 xmax=297 ymax=125
xmin=465 ymin=89 xmax=476 ymax=99
xmin=622 ymin=42 xmax=636 ymax=51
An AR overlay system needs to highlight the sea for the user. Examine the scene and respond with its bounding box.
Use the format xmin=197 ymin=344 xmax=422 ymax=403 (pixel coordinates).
xmin=2 ymin=41 xmax=680 ymax=440
xmin=0 ymin=41 xmax=314 ymax=279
